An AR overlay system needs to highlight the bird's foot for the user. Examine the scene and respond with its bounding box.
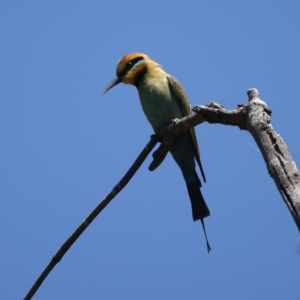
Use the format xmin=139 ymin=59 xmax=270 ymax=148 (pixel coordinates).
xmin=170 ymin=118 xmax=180 ymax=128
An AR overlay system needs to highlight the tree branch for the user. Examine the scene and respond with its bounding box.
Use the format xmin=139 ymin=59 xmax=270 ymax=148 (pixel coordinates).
xmin=150 ymin=88 xmax=300 ymax=230
xmin=23 ymin=136 xmax=159 ymax=300
xmin=24 ymin=88 xmax=300 ymax=299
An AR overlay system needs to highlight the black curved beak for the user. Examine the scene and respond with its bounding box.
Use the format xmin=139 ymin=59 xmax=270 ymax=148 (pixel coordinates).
xmin=102 ymin=77 xmax=122 ymax=95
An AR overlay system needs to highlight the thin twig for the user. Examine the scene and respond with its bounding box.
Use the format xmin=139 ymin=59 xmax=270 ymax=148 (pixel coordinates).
xmin=23 ymin=136 xmax=159 ymax=300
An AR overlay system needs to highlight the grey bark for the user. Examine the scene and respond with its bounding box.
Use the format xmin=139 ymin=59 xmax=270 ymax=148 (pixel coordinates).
xmin=150 ymin=88 xmax=300 ymax=231
xmin=24 ymin=88 xmax=300 ymax=299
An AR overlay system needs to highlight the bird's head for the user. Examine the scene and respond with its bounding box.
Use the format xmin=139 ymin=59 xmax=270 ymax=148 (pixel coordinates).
xmin=103 ymin=53 xmax=160 ymax=94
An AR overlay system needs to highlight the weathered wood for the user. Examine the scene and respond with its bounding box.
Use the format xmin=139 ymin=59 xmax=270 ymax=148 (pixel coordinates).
xmin=24 ymin=88 xmax=300 ymax=300
xmin=150 ymin=88 xmax=300 ymax=230
xmin=245 ymin=89 xmax=300 ymax=231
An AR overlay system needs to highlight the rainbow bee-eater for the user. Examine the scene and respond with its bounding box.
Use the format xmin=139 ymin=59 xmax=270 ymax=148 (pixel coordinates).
xmin=103 ymin=53 xmax=211 ymax=252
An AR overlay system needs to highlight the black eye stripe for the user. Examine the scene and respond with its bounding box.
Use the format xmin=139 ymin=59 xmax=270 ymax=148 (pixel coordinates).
xmin=117 ymin=56 xmax=145 ymax=78
xmin=120 ymin=56 xmax=144 ymax=77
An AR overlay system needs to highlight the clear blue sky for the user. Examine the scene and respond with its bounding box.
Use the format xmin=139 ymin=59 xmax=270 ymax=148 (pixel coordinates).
xmin=1 ymin=1 xmax=299 ymax=299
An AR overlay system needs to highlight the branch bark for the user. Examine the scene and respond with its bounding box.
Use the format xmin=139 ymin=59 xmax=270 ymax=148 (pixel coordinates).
xmin=150 ymin=88 xmax=300 ymax=230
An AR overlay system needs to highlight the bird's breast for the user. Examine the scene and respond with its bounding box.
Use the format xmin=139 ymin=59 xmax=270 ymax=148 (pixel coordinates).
xmin=137 ymin=77 xmax=183 ymax=132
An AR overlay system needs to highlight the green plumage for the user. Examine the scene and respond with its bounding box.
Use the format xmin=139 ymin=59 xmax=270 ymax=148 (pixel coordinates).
xmin=137 ymin=72 xmax=211 ymax=252
xmin=103 ymin=53 xmax=211 ymax=252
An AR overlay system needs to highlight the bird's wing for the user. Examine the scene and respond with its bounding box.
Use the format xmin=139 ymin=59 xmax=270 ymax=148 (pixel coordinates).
xmin=167 ymin=75 xmax=206 ymax=182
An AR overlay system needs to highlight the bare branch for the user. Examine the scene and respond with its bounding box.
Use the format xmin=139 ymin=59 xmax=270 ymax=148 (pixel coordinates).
xmin=149 ymin=88 xmax=300 ymax=230
xmin=24 ymin=88 xmax=300 ymax=299
xmin=23 ymin=136 xmax=158 ymax=300
xmin=244 ymin=89 xmax=300 ymax=230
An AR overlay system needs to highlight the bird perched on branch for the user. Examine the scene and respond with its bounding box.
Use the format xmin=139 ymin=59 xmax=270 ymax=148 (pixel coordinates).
xmin=103 ymin=53 xmax=211 ymax=252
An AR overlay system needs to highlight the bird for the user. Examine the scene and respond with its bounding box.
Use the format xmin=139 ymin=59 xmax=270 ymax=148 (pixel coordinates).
xmin=103 ymin=53 xmax=211 ymax=252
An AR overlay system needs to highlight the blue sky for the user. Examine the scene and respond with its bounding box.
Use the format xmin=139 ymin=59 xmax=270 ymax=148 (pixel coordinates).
xmin=1 ymin=1 xmax=300 ymax=299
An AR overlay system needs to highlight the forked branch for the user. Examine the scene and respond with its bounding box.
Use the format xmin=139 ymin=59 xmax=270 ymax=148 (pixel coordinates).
xmin=150 ymin=88 xmax=300 ymax=230
xmin=24 ymin=88 xmax=300 ymax=299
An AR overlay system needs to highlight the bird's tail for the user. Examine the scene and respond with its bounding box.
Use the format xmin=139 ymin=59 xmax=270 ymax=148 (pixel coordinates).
xmin=186 ymin=173 xmax=211 ymax=252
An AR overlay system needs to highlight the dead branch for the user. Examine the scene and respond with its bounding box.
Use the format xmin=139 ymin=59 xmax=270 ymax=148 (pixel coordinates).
xmin=24 ymin=88 xmax=300 ymax=299
xmin=23 ymin=136 xmax=158 ymax=300
xmin=150 ymin=88 xmax=300 ymax=230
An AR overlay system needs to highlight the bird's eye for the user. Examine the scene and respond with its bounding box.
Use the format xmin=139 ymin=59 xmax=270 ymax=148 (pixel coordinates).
xmin=126 ymin=61 xmax=133 ymax=70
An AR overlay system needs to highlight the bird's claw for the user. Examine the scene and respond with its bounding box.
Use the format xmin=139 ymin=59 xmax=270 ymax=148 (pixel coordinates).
xmin=170 ymin=118 xmax=180 ymax=127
